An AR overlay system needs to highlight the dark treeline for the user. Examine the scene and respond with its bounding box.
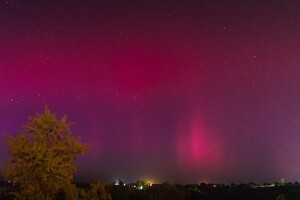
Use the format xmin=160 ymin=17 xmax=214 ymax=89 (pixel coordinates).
xmin=2 ymin=181 xmax=300 ymax=200
xmin=0 ymin=182 xmax=300 ymax=200
xmin=106 ymin=182 xmax=299 ymax=200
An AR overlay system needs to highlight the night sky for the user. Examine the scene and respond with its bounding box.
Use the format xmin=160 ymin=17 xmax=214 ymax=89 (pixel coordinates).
xmin=0 ymin=0 xmax=299 ymax=184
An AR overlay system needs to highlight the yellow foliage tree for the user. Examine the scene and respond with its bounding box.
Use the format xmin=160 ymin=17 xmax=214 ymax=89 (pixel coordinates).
xmin=3 ymin=107 xmax=89 ymax=200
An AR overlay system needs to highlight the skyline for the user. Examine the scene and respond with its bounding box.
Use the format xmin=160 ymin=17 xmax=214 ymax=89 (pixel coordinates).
xmin=0 ymin=0 xmax=300 ymax=184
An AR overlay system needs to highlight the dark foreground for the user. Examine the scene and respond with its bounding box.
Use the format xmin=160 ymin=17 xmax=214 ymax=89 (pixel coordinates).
xmin=107 ymin=184 xmax=299 ymax=200
xmin=1 ymin=181 xmax=299 ymax=200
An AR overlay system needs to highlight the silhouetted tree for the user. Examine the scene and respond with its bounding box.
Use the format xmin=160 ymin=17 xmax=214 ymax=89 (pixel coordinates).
xmin=3 ymin=107 xmax=89 ymax=200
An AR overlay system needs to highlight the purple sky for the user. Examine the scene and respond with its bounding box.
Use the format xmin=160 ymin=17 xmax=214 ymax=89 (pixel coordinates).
xmin=0 ymin=0 xmax=300 ymax=184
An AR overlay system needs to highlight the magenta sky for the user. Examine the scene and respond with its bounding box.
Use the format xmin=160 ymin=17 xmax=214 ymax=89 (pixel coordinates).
xmin=0 ymin=0 xmax=300 ymax=184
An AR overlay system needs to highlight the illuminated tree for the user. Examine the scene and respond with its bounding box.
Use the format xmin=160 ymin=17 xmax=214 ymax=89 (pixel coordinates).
xmin=135 ymin=180 xmax=150 ymax=190
xmin=3 ymin=107 xmax=89 ymax=200
xmin=274 ymin=179 xmax=285 ymax=187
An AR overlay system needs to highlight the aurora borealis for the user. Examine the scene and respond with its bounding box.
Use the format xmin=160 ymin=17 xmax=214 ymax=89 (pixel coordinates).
xmin=0 ymin=0 xmax=299 ymax=184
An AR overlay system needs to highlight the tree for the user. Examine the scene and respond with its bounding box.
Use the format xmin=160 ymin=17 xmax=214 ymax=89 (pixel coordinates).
xmin=274 ymin=179 xmax=285 ymax=187
xmin=3 ymin=107 xmax=89 ymax=200
xmin=84 ymin=182 xmax=112 ymax=200
xmin=134 ymin=180 xmax=150 ymax=190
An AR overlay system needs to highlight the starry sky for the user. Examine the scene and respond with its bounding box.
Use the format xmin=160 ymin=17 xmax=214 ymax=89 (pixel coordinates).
xmin=0 ymin=0 xmax=299 ymax=184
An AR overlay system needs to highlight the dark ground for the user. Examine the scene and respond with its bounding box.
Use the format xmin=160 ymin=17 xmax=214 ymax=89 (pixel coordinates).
xmin=1 ymin=182 xmax=299 ymax=200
